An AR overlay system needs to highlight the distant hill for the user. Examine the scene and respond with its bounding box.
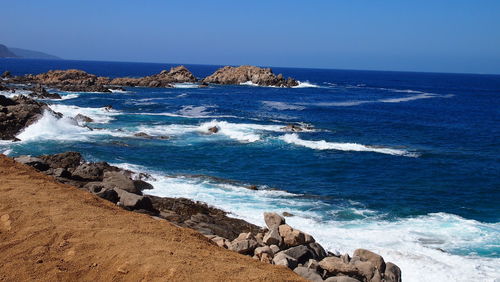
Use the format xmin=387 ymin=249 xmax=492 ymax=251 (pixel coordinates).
xmin=0 ymin=44 xmax=61 ymax=59
xmin=0 ymin=44 xmax=18 ymax=58
xmin=9 ymin=47 xmax=61 ymax=60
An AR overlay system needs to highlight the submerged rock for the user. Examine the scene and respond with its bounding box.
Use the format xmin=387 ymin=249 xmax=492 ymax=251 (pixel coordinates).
xmin=202 ymin=65 xmax=299 ymax=87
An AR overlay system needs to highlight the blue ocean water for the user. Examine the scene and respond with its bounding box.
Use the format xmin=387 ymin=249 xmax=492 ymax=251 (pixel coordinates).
xmin=1 ymin=58 xmax=499 ymax=281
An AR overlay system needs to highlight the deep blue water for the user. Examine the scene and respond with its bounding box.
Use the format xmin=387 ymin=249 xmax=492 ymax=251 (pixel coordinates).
xmin=1 ymin=58 xmax=499 ymax=280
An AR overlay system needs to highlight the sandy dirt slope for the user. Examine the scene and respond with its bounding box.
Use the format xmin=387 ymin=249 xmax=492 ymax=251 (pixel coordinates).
xmin=0 ymin=155 xmax=304 ymax=281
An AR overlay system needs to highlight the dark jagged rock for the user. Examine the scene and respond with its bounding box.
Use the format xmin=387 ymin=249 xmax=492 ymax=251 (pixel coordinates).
xmin=1 ymin=71 xmax=11 ymax=78
xmin=74 ymin=114 xmax=94 ymax=123
xmin=202 ymin=65 xmax=299 ymax=87
xmin=27 ymin=85 xmax=62 ymax=99
xmin=0 ymin=95 xmax=53 ymax=140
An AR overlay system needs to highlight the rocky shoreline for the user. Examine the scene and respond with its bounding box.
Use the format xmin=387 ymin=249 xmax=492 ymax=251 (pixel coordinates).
xmin=1 ymin=64 xmax=299 ymax=92
xmin=10 ymin=151 xmax=401 ymax=282
xmin=1 ymin=70 xmax=401 ymax=281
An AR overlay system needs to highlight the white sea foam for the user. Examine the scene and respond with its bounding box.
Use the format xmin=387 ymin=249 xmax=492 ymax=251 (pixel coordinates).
xmin=197 ymin=120 xmax=284 ymax=142
xmin=108 ymin=165 xmax=500 ymax=282
xmin=2 ymin=149 xmax=13 ymax=156
xmin=280 ymin=133 xmax=418 ymax=157
xmin=261 ymin=101 xmax=306 ymax=111
xmin=59 ymin=93 xmax=80 ymax=100
xmin=178 ymin=105 xmax=214 ymax=117
xmin=293 ymin=81 xmax=320 ymax=88
xmin=16 ymin=110 xmax=91 ymax=141
xmin=109 ymin=89 xmax=128 ymax=93
xmin=49 ymin=104 xmax=120 ymax=123
xmin=240 ymin=81 xmax=259 ymax=86
xmin=173 ymin=83 xmax=202 ymax=89
xmin=302 ymin=93 xmax=453 ymax=107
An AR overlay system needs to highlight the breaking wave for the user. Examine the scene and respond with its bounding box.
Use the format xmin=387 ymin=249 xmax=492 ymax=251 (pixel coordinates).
xmin=49 ymin=104 xmax=121 ymax=123
xmin=280 ymin=133 xmax=419 ymax=157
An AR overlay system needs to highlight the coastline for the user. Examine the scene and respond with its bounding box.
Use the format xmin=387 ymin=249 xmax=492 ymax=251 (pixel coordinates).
xmin=0 ymin=154 xmax=305 ymax=281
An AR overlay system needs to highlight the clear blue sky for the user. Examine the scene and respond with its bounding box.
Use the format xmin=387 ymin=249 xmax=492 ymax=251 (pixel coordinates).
xmin=2 ymin=0 xmax=500 ymax=74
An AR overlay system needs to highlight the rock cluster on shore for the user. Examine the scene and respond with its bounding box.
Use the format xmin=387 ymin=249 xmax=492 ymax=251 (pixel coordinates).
xmin=2 ymin=64 xmax=300 ymax=92
xmin=11 ymin=151 xmax=402 ymax=282
xmin=203 ymin=65 xmax=299 ymax=87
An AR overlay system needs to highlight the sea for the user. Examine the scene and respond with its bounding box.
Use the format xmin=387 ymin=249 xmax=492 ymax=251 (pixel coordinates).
xmin=1 ymin=58 xmax=499 ymax=281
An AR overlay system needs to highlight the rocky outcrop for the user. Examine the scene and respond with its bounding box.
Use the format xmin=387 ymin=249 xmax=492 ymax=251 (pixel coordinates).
xmin=204 ymin=212 xmax=401 ymax=282
xmin=0 ymin=95 xmax=55 ymax=140
xmin=27 ymin=85 xmax=61 ymax=99
xmin=109 ymin=66 xmax=197 ymax=87
xmin=203 ymin=65 xmax=299 ymax=87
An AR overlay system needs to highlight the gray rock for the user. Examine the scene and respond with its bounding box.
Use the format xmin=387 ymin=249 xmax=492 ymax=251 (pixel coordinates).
xmin=319 ymin=257 xmax=362 ymax=279
xmin=293 ymin=266 xmax=323 ymax=282
xmin=228 ymin=239 xmax=258 ymax=255
xmin=72 ymin=163 xmax=104 ymax=181
xmin=384 ymin=262 xmax=402 ymax=282
xmin=353 ymin=249 xmax=386 ymax=273
xmin=115 ymin=188 xmax=153 ymax=210
xmin=308 ymin=242 xmax=328 ymax=261
xmin=103 ymin=171 xmax=141 ymax=194
xmin=133 ymin=179 xmax=154 ymax=191
xmin=272 ymin=252 xmax=298 ymax=269
xmin=14 ymin=155 xmax=49 ymax=171
xmin=269 ymin=244 xmax=280 ymax=255
xmin=53 ymin=167 xmax=71 ymax=178
xmin=263 ymin=227 xmax=282 ymax=246
xmin=264 ymin=212 xmax=285 ymax=229
xmin=282 ymin=245 xmax=314 ymax=264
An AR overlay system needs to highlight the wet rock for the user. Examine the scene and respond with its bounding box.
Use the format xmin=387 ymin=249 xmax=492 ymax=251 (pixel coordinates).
xmin=74 ymin=114 xmax=94 ymax=123
xmin=384 ymin=262 xmax=402 ymax=282
xmin=202 ymin=65 xmax=299 ymax=87
xmin=282 ymin=124 xmax=303 ymax=132
xmin=264 ymin=212 xmax=285 ymax=229
xmin=208 ymin=126 xmax=219 ymax=134
xmin=0 ymin=95 xmax=51 ymax=140
xmin=293 ymin=266 xmax=323 ymax=282
xmin=282 ymin=211 xmax=294 ymax=217
xmin=134 ymin=132 xmax=153 ymax=139
xmin=27 ymin=85 xmax=62 ymax=99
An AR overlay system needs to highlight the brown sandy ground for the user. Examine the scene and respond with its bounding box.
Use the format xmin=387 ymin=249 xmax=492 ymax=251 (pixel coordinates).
xmin=0 ymin=155 xmax=304 ymax=282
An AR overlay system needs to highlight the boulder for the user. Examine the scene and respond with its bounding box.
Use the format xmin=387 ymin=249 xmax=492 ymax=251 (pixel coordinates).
xmin=279 ymin=224 xmax=305 ymax=247
xmin=14 ymin=156 xmax=49 ymax=171
xmin=208 ymin=126 xmax=219 ymax=134
xmin=318 ymin=257 xmax=362 ymax=279
xmin=351 ymin=260 xmax=377 ymax=282
xmin=53 ymin=167 xmax=71 ymax=178
xmin=269 ymin=244 xmax=280 ymax=255
xmin=228 ymin=239 xmax=258 ymax=255
xmin=102 ymin=171 xmax=141 ymax=195
xmin=39 ymin=151 xmax=82 ymax=170
xmin=74 ymin=114 xmax=94 ymax=123
xmin=85 ymin=183 xmax=119 ymax=203
xmin=263 ymin=227 xmax=282 ymax=246
xmin=293 ymin=266 xmax=323 ymax=282
xmin=115 ymin=188 xmax=153 ymax=211
xmin=133 ymin=179 xmax=154 ymax=191
xmin=352 ymin=249 xmax=385 ymax=273
xmin=281 ymin=245 xmax=314 ymax=264
xmin=264 ymin=212 xmax=285 ymax=229
xmin=384 ymin=262 xmax=402 ymax=282
xmin=307 ymin=242 xmax=327 ymax=261
xmin=71 ymin=163 xmax=105 ymax=181
xmin=272 ymin=252 xmax=298 ymax=269
xmin=254 ymin=246 xmax=273 ymax=257
xmin=27 ymin=85 xmax=62 ymax=99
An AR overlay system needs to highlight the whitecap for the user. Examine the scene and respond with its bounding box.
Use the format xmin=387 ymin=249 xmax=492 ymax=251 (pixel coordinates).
xmin=293 ymin=81 xmax=320 ymax=88
xmin=173 ymin=83 xmax=202 ymax=89
xmin=280 ymin=133 xmax=418 ymax=157
xmin=109 ymin=89 xmax=128 ymax=93
xmin=262 ymin=101 xmax=306 ymax=111
xmin=49 ymin=104 xmax=121 ymax=123
xmin=240 ymin=81 xmax=259 ymax=87
xmin=59 ymin=93 xmax=80 ymax=100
